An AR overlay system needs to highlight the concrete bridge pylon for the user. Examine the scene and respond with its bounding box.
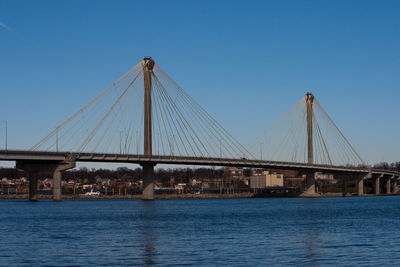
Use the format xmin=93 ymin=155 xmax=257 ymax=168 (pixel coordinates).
xmin=303 ymin=93 xmax=317 ymax=196
xmin=141 ymin=57 xmax=156 ymax=200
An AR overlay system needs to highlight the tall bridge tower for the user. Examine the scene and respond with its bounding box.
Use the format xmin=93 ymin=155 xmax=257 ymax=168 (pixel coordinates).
xmin=141 ymin=57 xmax=155 ymax=200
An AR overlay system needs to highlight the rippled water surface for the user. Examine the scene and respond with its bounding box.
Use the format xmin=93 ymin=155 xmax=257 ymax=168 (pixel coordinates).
xmin=0 ymin=197 xmax=400 ymax=266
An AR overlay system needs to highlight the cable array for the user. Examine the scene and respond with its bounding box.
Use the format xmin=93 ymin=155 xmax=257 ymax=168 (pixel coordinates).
xmin=247 ymin=95 xmax=366 ymax=167
xmin=31 ymin=59 xmax=252 ymax=160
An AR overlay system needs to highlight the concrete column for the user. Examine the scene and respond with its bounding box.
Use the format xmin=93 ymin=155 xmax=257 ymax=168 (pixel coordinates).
xmin=305 ymin=93 xmax=314 ymax=165
xmin=386 ymin=177 xmax=392 ymax=195
xmin=304 ymin=171 xmax=315 ymax=195
xmin=52 ymin=161 xmax=75 ymax=201
xmin=142 ymin=164 xmax=155 ymax=200
xmin=29 ymin=172 xmax=38 ymax=201
xmin=16 ymin=161 xmax=42 ymax=201
xmin=374 ymin=175 xmax=381 ymax=195
xmin=342 ymin=179 xmax=348 ymax=197
xmin=141 ymin=57 xmax=155 ymax=201
xmin=17 ymin=157 xmax=76 ymax=202
xmin=53 ymin=170 xmax=62 ymax=201
xmin=142 ymin=58 xmax=154 ymax=158
xmin=393 ymin=178 xmax=398 ymax=194
xmin=357 ymin=171 xmax=371 ymax=196
xmin=356 ymin=177 xmax=364 ymax=196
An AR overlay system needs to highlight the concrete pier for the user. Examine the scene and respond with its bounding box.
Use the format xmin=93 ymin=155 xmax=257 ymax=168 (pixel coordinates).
xmin=356 ymin=177 xmax=364 ymax=196
xmin=394 ymin=178 xmax=398 ymax=194
xmin=374 ymin=175 xmax=382 ymax=195
xmin=16 ymin=162 xmax=43 ymax=202
xmin=28 ymin=172 xmax=38 ymax=201
xmin=142 ymin=164 xmax=155 ymax=200
xmin=52 ymin=161 xmax=76 ymax=201
xmin=305 ymin=172 xmax=316 ymax=195
xmin=342 ymin=179 xmax=348 ymax=197
xmin=356 ymin=172 xmax=371 ymax=196
xmin=53 ymin=170 xmax=62 ymax=201
xmin=17 ymin=157 xmax=75 ymax=202
xmin=386 ymin=177 xmax=391 ymax=195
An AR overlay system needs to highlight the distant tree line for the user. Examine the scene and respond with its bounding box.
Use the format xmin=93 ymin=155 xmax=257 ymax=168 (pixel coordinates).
xmin=62 ymin=166 xmax=228 ymax=185
xmin=373 ymin=162 xmax=400 ymax=171
xmin=0 ymin=166 xmax=231 ymax=185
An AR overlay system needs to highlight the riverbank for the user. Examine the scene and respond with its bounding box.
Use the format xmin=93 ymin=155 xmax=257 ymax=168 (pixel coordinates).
xmin=1 ymin=192 xmax=398 ymax=199
xmin=0 ymin=192 xmax=254 ymax=199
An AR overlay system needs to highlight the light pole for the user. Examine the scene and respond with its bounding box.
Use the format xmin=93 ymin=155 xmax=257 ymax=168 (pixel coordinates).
xmin=2 ymin=121 xmax=7 ymax=151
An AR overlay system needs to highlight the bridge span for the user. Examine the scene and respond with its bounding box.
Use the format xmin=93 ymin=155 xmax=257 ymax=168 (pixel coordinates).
xmin=0 ymin=149 xmax=399 ymax=201
xmin=1 ymin=57 xmax=399 ymax=201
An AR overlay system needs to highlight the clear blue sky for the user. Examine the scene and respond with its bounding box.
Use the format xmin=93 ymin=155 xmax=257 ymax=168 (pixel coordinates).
xmin=0 ymin=0 xmax=399 ymax=168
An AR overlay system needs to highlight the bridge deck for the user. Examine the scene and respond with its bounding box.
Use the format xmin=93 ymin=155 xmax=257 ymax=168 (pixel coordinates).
xmin=1 ymin=150 xmax=398 ymax=177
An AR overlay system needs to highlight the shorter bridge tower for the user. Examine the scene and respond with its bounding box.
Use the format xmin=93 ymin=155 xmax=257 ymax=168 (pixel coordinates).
xmin=305 ymin=92 xmax=316 ymax=195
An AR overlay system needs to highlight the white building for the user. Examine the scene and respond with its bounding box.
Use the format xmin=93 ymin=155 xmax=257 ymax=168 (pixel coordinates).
xmin=250 ymin=171 xmax=284 ymax=188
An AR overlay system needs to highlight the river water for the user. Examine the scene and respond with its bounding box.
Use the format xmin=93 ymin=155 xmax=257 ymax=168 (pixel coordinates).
xmin=0 ymin=196 xmax=399 ymax=266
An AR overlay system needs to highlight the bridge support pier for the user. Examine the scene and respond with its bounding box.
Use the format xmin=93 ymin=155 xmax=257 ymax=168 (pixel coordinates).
xmin=394 ymin=178 xmax=398 ymax=194
xmin=356 ymin=177 xmax=364 ymax=196
xmin=303 ymin=171 xmax=317 ymax=196
xmin=342 ymin=179 xmax=348 ymax=197
xmin=374 ymin=175 xmax=382 ymax=195
xmin=357 ymin=172 xmax=371 ymax=196
xmin=52 ymin=161 xmax=76 ymax=201
xmin=386 ymin=176 xmax=392 ymax=195
xmin=17 ymin=157 xmax=75 ymax=202
xmin=16 ymin=163 xmax=43 ymax=202
xmin=142 ymin=164 xmax=155 ymax=200
xmin=29 ymin=171 xmax=39 ymax=201
xmin=305 ymin=172 xmax=315 ymax=194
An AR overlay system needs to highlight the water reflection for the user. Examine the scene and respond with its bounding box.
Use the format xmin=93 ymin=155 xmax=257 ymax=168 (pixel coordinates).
xmin=139 ymin=201 xmax=157 ymax=265
xmin=303 ymin=232 xmax=317 ymax=266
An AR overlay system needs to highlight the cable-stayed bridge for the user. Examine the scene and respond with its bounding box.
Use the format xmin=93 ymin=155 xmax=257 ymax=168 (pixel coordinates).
xmin=0 ymin=57 xmax=398 ymax=200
